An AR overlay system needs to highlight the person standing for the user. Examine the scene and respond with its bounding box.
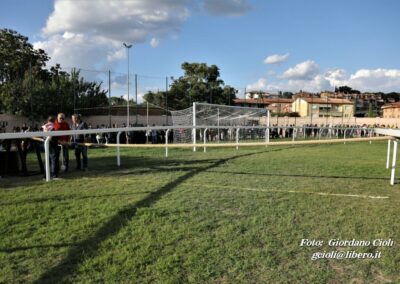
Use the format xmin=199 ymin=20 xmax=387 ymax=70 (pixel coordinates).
xmin=42 ymin=116 xmax=59 ymax=179
xmin=54 ymin=113 xmax=70 ymax=172
xmin=71 ymin=114 xmax=88 ymax=170
xmin=151 ymin=124 xmax=158 ymax=144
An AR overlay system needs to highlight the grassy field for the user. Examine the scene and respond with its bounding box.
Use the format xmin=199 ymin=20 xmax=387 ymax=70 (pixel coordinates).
xmin=0 ymin=141 xmax=399 ymax=283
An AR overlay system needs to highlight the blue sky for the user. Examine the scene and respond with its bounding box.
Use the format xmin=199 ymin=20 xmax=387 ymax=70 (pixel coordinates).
xmin=1 ymin=0 xmax=400 ymax=100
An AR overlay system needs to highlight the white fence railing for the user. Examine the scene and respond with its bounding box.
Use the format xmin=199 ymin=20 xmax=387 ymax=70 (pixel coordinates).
xmin=0 ymin=126 xmax=391 ymax=182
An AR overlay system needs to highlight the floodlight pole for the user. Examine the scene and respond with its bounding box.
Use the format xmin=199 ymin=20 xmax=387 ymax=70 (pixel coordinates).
xmin=123 ymin=43 xmax=133 ymax=127
xmin=108 ymin=70 xmax=111 ymax=127
xmin=135 ymin=74 xmax=138 ymax=125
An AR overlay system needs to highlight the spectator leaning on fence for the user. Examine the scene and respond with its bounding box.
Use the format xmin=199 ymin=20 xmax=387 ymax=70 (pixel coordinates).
xmin=42 ymin=116 xmax=60 ymax=179
xmin=71 ymin=114 xmax=89 ymax=171
xmin=54 ymin=113 xmax=70 ymax=172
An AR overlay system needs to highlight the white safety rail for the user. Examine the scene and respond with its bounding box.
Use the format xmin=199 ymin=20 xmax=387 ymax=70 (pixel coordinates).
xmin=375 ymin=128 xmax=400 ymax=185
xmin=0 ymin=125 xmax=381 ymax=182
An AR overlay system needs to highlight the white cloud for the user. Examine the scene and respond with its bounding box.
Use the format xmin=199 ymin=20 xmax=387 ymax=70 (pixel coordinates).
xmin=248 ymin=76 xmax=332 ymax=93
xmin=347 ymin=69 xmax=400 ymax=92
xmin=35 ymin=0 xmax=252 ymax=71
xmin=107 ymin=48 xmax=126 ymax=63
xmin=282 ymin=60 xmax=319 ymax=80
xmin=203 ymin=0 xmax=251 ymax=16
xmin=248 ymin=66 xmax=400 ymax=93
xmin=264 ymin=53 xmax=289 ymax=64
xmin=246 ymin=78 xmax=267 ymax=91
xmin=43 ymin=0 xmax=191 ymax=42
xmin=34 ymin=33 xmax=109 ymax=69
xmin=35 ymin=0 xmax=192 ymax=69
xmin=324 ymin=68 xmax=347 ymax=87
xmin=150 ymin=37 xmax=160 ymax=48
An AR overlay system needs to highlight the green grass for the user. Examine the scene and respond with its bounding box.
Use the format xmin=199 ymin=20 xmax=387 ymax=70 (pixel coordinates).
xmin=0 ymin=141 xmax=399 ymax=283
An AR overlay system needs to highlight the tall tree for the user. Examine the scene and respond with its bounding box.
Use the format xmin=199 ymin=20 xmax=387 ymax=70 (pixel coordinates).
xmin=144 ymin=62 xmax=237 ymax=110
xmin=0 ymin=29 xmax=108 ymax=119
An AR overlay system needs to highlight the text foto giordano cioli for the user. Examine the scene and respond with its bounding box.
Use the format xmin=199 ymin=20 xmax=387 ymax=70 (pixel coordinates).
xmin=300 ymin=239 xmax=394 ymax=247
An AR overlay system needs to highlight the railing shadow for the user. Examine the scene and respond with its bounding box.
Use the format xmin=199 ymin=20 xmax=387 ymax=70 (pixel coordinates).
xmin=204 ymin=170 xmax=388 ymax=181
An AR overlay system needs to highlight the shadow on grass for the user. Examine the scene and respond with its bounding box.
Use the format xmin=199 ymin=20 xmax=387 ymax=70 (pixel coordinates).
xmin=0 ymin=156 xmax=223 ymax=188
xmin=34 ymin=150 xmax=267 ymax=283
xmin=0 ymin=243 xmax=78 ymax=253
xmin=0 ymin=192 xmax=152 ymax=207
xmin=204 ymin=170 xmax=388 ymax=181
xmin=0 ymin=145 xmax=305 ymax=188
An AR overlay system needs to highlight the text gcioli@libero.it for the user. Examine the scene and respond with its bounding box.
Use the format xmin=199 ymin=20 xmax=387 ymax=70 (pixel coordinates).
xmin=299 ymin=239 xmax=394 ymax=260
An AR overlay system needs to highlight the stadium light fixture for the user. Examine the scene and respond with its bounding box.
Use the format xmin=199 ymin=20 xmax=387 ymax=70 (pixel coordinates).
xmin=123 ymin=42 xmax=133 ymax=127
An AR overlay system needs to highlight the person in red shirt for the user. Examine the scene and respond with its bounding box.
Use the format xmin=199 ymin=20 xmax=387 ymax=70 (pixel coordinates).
xmin=54 ymin=113 xmax=70 ymax=172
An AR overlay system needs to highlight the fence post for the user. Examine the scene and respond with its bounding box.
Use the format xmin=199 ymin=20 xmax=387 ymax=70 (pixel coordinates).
xmin=165 ymin=129 xmax=170 ymax=157
xmin=292 ymin=127 xmax=296 ymax=144
xmin=44 ymin=136 xmax=51 ymax=182
xmin=387 ymin=139 xmax=391 ymax=169
xmin=390 ymin=140 xmax=398 ymax=185
xmin=117 ymin=131 xmax=122 ymax=166
xmin=236 ymin=128 xmax=240 ymax=150
xmin=369 ymin=129 xmax=373 ymax=144
xmin=204 ymin=128 xmax=208 ymax=153
xmin=193 ymin=102 xmax=197 ymax=152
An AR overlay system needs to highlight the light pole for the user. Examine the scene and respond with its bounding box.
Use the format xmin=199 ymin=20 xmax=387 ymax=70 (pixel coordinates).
xmin=123 ymin=42 xmax=132 ymax=127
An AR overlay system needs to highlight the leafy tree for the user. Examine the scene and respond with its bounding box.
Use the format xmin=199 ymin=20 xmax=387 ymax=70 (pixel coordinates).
xmin=280 ymin=92 xmax=293 ymax=98
xmin=0 ymin=29 xmax=49 ymax=116
xmin=382 ymin=92 xmax=400 ymax=102
xmin=0 ymin=29 xmax=108 ymax=119
xmin=144 ymin=62 xmax=237 ymax=109
xmin=110 ymin=96 xmax=127 ymax=106
xmin=367 ymin=102 xmax=374 ymax=117
xmin=334 ymin=86 xmax=360 ymax=94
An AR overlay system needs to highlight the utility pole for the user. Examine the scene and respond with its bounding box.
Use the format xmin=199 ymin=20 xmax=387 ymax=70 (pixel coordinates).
xmin=108 ymin=70 xmax=111 ymax=127
xmin=165 ymin=76 xmax=168 ymax=125
xmin=73 ymin=68 xmax=76 ymax=115
xmin=29 ymin=61 xmax=33 ymax=125
xmin=135 ymin=74 xmax=138 ymax=125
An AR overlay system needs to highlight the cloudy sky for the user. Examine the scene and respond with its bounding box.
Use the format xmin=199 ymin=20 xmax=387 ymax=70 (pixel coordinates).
xmin=2 ymin=0 xmax=400 ymax=100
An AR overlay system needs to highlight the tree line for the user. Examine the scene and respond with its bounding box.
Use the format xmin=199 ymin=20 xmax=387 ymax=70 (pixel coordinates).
xmin=0 ymin=29 xmax=108 ymax=120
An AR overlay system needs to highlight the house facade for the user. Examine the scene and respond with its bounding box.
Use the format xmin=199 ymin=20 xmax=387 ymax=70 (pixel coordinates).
xmin=233 ymin=98 xmax=293 ymax=113
xmin=292 ymin=97 xmax=354 ymax=118
xmin=382 ymin=102 xmax=400 ymax=118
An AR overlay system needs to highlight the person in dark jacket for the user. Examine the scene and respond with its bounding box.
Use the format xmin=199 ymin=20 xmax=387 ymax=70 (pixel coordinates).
xmin=71 ymin=114 xmax=88 ymax=170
